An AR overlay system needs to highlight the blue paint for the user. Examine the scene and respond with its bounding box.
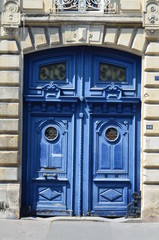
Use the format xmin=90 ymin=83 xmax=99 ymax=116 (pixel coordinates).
xmin=22 ymin=47 xmax=141 ymax=217
xmin=146 ymin=125 xmax=153 ymax=130
xmin=155 ymin=76 xmax=159 ymax=81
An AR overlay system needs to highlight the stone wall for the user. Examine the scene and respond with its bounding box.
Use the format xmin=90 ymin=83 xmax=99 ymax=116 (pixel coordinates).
xmin=0 ymin=43 xmax=20 ymax=218
xmin=0 ymin=0 xmax=159 ymax=219
xmin=142 ymin=42 xmax=159 ymax=220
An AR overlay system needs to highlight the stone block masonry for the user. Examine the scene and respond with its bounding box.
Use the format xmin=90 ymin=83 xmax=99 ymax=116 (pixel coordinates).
xmin=0 ymin=34 xmax=20 ymax=218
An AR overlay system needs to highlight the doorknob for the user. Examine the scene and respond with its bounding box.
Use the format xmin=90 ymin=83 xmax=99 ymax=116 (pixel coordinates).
xmin=43 ymin=173 xmax=57 ymax=179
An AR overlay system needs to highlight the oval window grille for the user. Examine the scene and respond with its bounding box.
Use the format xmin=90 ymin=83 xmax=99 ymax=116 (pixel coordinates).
xmin=45 ymin=127 xmax=58 ymax=141
xmin=105 ymin=127 xmax=118 ymax=142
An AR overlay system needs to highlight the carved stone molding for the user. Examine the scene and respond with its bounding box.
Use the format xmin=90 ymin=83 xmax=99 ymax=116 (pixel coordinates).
xmin=1 ymin=0 xmax=20 ymax=36
xmin=62 ymin=25 xmax=104 ymax=44
xmin=145 ymin=28 xmax=159 ymax=38
xmin=144 ymin=1 xmax=159 ymax=26
xmin=144 ymin=0 xmax=159 ymax=38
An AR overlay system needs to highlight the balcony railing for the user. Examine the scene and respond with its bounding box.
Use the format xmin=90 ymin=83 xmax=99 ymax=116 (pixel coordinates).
xmin=52 ymin=0 xmax=117 ymax=13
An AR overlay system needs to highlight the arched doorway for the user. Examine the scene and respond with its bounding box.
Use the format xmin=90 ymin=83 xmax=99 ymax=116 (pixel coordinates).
xmin=22 ymin=46 xmax=141 ymax=217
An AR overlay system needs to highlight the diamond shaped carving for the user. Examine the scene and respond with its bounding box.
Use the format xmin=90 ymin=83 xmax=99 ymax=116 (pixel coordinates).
xmin=100 ymin=189 xmax=122 ymax=201
xmin=40 ymin=188 xmax=61 ymax=201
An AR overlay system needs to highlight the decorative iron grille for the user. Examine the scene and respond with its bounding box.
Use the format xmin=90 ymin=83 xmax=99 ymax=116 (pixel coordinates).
xmin=53 ymin=0 xmax=115 ymax=13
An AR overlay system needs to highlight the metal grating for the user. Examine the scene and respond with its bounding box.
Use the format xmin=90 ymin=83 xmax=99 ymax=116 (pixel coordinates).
xmin=53 ymin=0 xmax=116 ymax=13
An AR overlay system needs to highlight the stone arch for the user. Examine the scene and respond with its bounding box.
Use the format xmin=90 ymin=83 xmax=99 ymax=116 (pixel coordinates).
xmin=20 ymin=25 xmax=146 ymax=56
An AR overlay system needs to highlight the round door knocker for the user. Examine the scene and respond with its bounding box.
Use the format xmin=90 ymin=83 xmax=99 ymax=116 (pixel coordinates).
xmin=45 ymin=126 xmax=58 ymax=141
xmin=105 ymin=127 xmax=119 ymax=142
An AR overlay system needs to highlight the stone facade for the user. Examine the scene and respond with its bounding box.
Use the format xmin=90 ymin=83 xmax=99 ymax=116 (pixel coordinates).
xmin=0 ymin=0 xmax=159 ymax=220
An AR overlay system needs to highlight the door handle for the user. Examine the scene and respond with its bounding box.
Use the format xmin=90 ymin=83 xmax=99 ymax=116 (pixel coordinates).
xmin=43 ymin=173 xmax=57 ymax=179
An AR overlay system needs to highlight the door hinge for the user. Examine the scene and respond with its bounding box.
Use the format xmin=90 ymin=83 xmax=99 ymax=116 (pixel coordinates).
xmin=126 ymin=191 xmax=141 ymax=218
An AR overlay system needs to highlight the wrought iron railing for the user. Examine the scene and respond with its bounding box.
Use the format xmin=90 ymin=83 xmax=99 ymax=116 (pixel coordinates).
xmin=52 ymin=0 xmax=117 ymax=13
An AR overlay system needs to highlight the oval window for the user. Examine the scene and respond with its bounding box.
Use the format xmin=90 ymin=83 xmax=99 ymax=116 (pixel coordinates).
xmin=105 ymin=127 xmax=118 ymax=142
xmin=45 ymin=127 xmax=58 ymax=141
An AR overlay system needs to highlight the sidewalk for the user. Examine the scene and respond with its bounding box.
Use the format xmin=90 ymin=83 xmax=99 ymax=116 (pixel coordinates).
xmin=0 ymin=217 xmax=159 ymax=240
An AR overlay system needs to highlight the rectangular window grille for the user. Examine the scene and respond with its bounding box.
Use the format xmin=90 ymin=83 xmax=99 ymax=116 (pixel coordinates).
xmin=99 ymin=62 xmax=126 ymax=82
xmin=39 ymin=63 xmax=66 ymax=81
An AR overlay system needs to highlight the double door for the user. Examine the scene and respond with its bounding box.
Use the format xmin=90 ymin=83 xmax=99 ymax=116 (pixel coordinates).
xmin=22 ymin=47 xmax=141 ymax=216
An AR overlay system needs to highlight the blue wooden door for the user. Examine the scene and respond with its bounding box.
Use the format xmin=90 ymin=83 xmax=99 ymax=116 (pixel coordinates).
xmin=90 ymin=117 xmax=135 ymax=216
xmin=27 ymin=116 xmax=73 ymax=216
xmin=22 ymin=47 xmax=141 ymax=216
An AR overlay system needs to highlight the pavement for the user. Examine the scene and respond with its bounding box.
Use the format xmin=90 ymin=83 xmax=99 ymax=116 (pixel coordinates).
xmin=0 ymin=217 xmax=159 ymax=240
